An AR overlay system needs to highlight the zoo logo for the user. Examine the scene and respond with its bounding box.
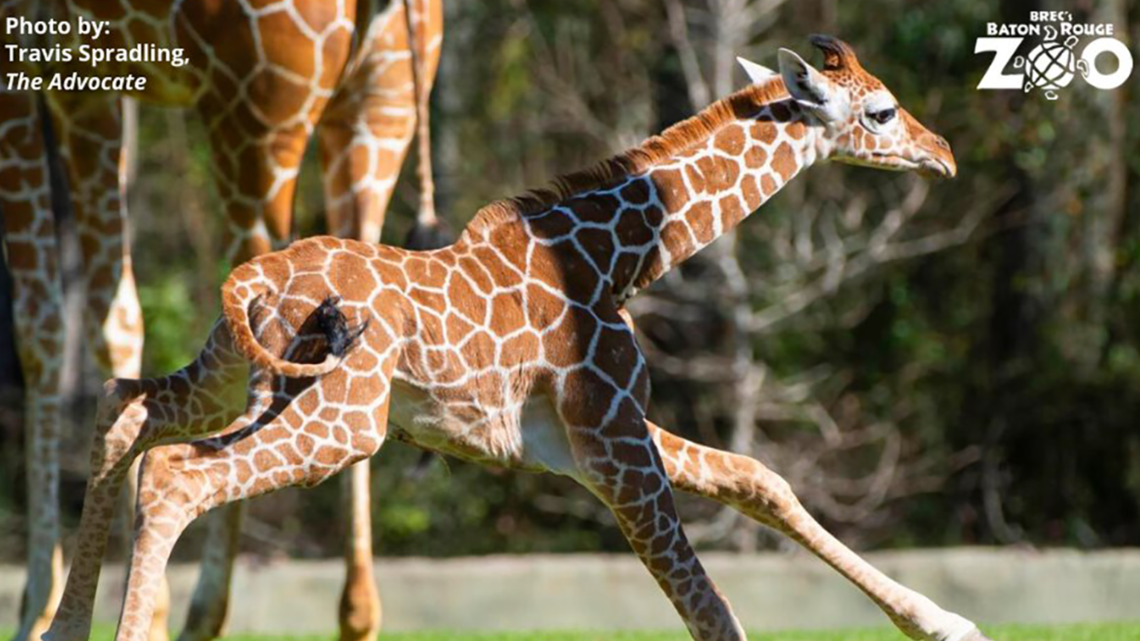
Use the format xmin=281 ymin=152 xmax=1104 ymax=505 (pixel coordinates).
xmin=976 ymin=13 xmax=1134 ymax=101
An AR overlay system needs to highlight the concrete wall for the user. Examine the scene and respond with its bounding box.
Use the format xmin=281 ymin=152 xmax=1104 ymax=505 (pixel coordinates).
xmin=2 ymin=549 xmax=1138 ymax=633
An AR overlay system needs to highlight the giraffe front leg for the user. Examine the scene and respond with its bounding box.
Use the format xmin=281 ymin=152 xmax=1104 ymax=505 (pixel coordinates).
xmin=647 ymin=420 xmax=991 ymax=641
xmin=556 ymin=335 xmax=744 ymax=641
xmin=0 ymin=91 xmax=66 ymax=641
xmin=4 ymin=228 xmax=66 ymax=641
xmin=570 ymin=415 xmax=745 ymax=641
xmin=550 ymin=304 xmax=743 ymax=639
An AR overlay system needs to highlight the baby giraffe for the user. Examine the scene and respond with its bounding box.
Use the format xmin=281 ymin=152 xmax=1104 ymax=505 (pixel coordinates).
xmin=46 ymin=36 xmax=989 ymax=641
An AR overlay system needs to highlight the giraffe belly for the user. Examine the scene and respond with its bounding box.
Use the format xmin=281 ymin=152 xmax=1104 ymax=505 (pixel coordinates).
xmin=387 ymin=379 xmax=579 ymax=478
xmin=516 ymin=396 xmax=580 ymax=476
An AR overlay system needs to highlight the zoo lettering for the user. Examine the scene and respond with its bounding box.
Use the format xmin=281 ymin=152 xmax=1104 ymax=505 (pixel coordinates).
xmin=976 ymin=35 xmax=1133 ymax=100
xmin=985 ymin=21 xmax=1114 ymax=37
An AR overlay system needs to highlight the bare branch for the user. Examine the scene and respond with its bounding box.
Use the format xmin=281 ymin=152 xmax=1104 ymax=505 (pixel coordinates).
xmin=745 ymin=183 xmax=1012 ymax=333
xmin=663 ymin=0 xmax=711 ymax=109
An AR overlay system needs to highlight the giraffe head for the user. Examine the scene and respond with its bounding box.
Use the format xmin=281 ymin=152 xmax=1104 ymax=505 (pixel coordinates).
xmin=764 ymin=35 xmax=956 ymax=179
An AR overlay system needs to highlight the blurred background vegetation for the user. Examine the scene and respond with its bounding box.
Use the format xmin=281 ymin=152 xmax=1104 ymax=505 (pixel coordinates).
xmin=1 ymin=0 xmax=1138 ymax=564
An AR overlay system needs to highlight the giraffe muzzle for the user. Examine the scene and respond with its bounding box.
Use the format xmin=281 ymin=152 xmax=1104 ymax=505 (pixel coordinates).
xmin=920 ymin=135 xmax=957 ymax=179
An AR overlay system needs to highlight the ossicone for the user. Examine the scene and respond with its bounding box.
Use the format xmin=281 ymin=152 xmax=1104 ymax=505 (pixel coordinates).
xmin=809 ymin=34 xmax=862 ymax=72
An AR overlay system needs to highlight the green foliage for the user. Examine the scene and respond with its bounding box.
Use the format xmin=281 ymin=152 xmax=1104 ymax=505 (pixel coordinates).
xmin=136 ymin=269 xmax=209 ymax=374
xmin=4 ymin=0 xmax=1140 ymax=560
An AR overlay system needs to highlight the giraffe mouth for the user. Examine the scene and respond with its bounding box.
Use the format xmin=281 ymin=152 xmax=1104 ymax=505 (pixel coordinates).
xmin=919 ymin=157 xmax=956 ymax=179
xmin=869 ymin=152 xmax=955 ymax=179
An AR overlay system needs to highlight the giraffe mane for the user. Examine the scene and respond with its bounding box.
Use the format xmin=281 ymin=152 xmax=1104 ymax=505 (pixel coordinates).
xmin=462 ymin=76 xmax=791 ymax=241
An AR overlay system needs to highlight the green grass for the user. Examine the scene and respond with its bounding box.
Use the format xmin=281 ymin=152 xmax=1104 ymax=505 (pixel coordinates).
xmin=16 ymin=621 xmax=1136 ymax=640
xmin=368 ymin=623 xmax=1140 ymax=641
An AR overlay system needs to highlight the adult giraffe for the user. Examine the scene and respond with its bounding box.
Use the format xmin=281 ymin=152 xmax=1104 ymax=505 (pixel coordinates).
xmin=44 ymin=35 xmax=991 ymax=641
xmin=0 ymin=1 xmax=444 ymax=640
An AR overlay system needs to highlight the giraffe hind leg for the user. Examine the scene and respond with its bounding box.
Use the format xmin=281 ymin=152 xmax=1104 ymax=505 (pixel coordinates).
xmin=179 ymin=70 xmax=326 ymax=640
xmin=45 ymin=321 xmax=247 ymax=641
xmin=337 ymin=461 xmax=381 ymax=641
xmin=647 ymin=420 xmax=989 ymax=641
xmin=317 ymin=296 xmax=378 ymax=641
xmin=317 ymin=0 xmax=449 ymax=251
xmin=175 ymin=504 xmax=242 ymax=641
xmin=117 ymin=366 xmax=392 ymax=641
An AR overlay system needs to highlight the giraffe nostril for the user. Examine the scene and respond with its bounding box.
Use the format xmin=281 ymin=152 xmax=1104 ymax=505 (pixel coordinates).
xmin=934 ymin=136 xmax=951 ymax=151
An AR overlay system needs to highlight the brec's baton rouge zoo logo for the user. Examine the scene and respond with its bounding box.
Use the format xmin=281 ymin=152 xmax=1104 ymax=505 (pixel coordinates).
xmin=976 ymin=11 xmax=1133 ymax=100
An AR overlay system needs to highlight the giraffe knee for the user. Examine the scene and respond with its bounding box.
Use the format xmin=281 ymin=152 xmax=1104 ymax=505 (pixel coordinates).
xmin=137 ymin=448 xmax=214 ymax=525
xmin=735 ymin=459 xmax=802 ymax=526
xmin=104 ymin=377 xmax=144 ymax=403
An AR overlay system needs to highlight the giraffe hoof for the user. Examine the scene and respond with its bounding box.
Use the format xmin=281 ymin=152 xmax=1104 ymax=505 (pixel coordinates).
xmin=957 ymin=628 xmax=995 ymax=641
xmin=404 ymin=219 xmax=455 ymax=250
xmin=39 ymin=622 xmax=85 ymax=641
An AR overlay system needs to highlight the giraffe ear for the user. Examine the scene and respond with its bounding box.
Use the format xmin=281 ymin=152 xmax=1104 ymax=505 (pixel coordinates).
xmin=737 ymin=56 xmax=777 ymax=84
xmin=778 ymin=48 xmax=844 ymax=121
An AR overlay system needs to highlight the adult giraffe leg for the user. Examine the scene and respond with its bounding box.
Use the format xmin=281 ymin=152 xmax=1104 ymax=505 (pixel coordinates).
xmin=317 ymin=72 xmax=399 ymax=641
xmin=319 ymin=0 xmax=446 ymax=250
xmin=401 ymin=0 xmax=449 ymax=249
xmin=115 ymin=367 xmax=393 ymax=641
xmin=0 ymin=91 xmax=65 ymax=641
xmin=647 ymin=420 xmax=992 ymax=641
xmin=336 ymin=461 xmax=379 ymax=641
xmin=45 ymin=95 xmax=143 ymax=391
xmin=46 ymin=92 xmax=171 ymax=641
xmin=44 ymin=322 xmax=248 ymax=641
xmin=177 ymin=104 xmax=320 ymax=641
xmin=317 ymin=5 xmax=442 ymax=636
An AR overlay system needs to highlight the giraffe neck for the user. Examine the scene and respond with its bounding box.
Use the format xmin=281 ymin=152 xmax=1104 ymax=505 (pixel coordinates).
xmin=475 ymin=78 xmax=823 ymax=305
xmin=617 ymin=94 xmax=820 ymax=299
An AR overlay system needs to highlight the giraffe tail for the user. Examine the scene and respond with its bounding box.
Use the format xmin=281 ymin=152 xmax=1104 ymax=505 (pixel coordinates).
xmin=220 ymin=264 xmax=362 ymax=378
xmin=400 ymin=0 xmax=453 ymax=252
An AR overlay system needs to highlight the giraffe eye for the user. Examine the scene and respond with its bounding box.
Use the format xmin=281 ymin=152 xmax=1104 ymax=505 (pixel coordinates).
xmin=869 ymin=108 xmax=896 ymax=125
